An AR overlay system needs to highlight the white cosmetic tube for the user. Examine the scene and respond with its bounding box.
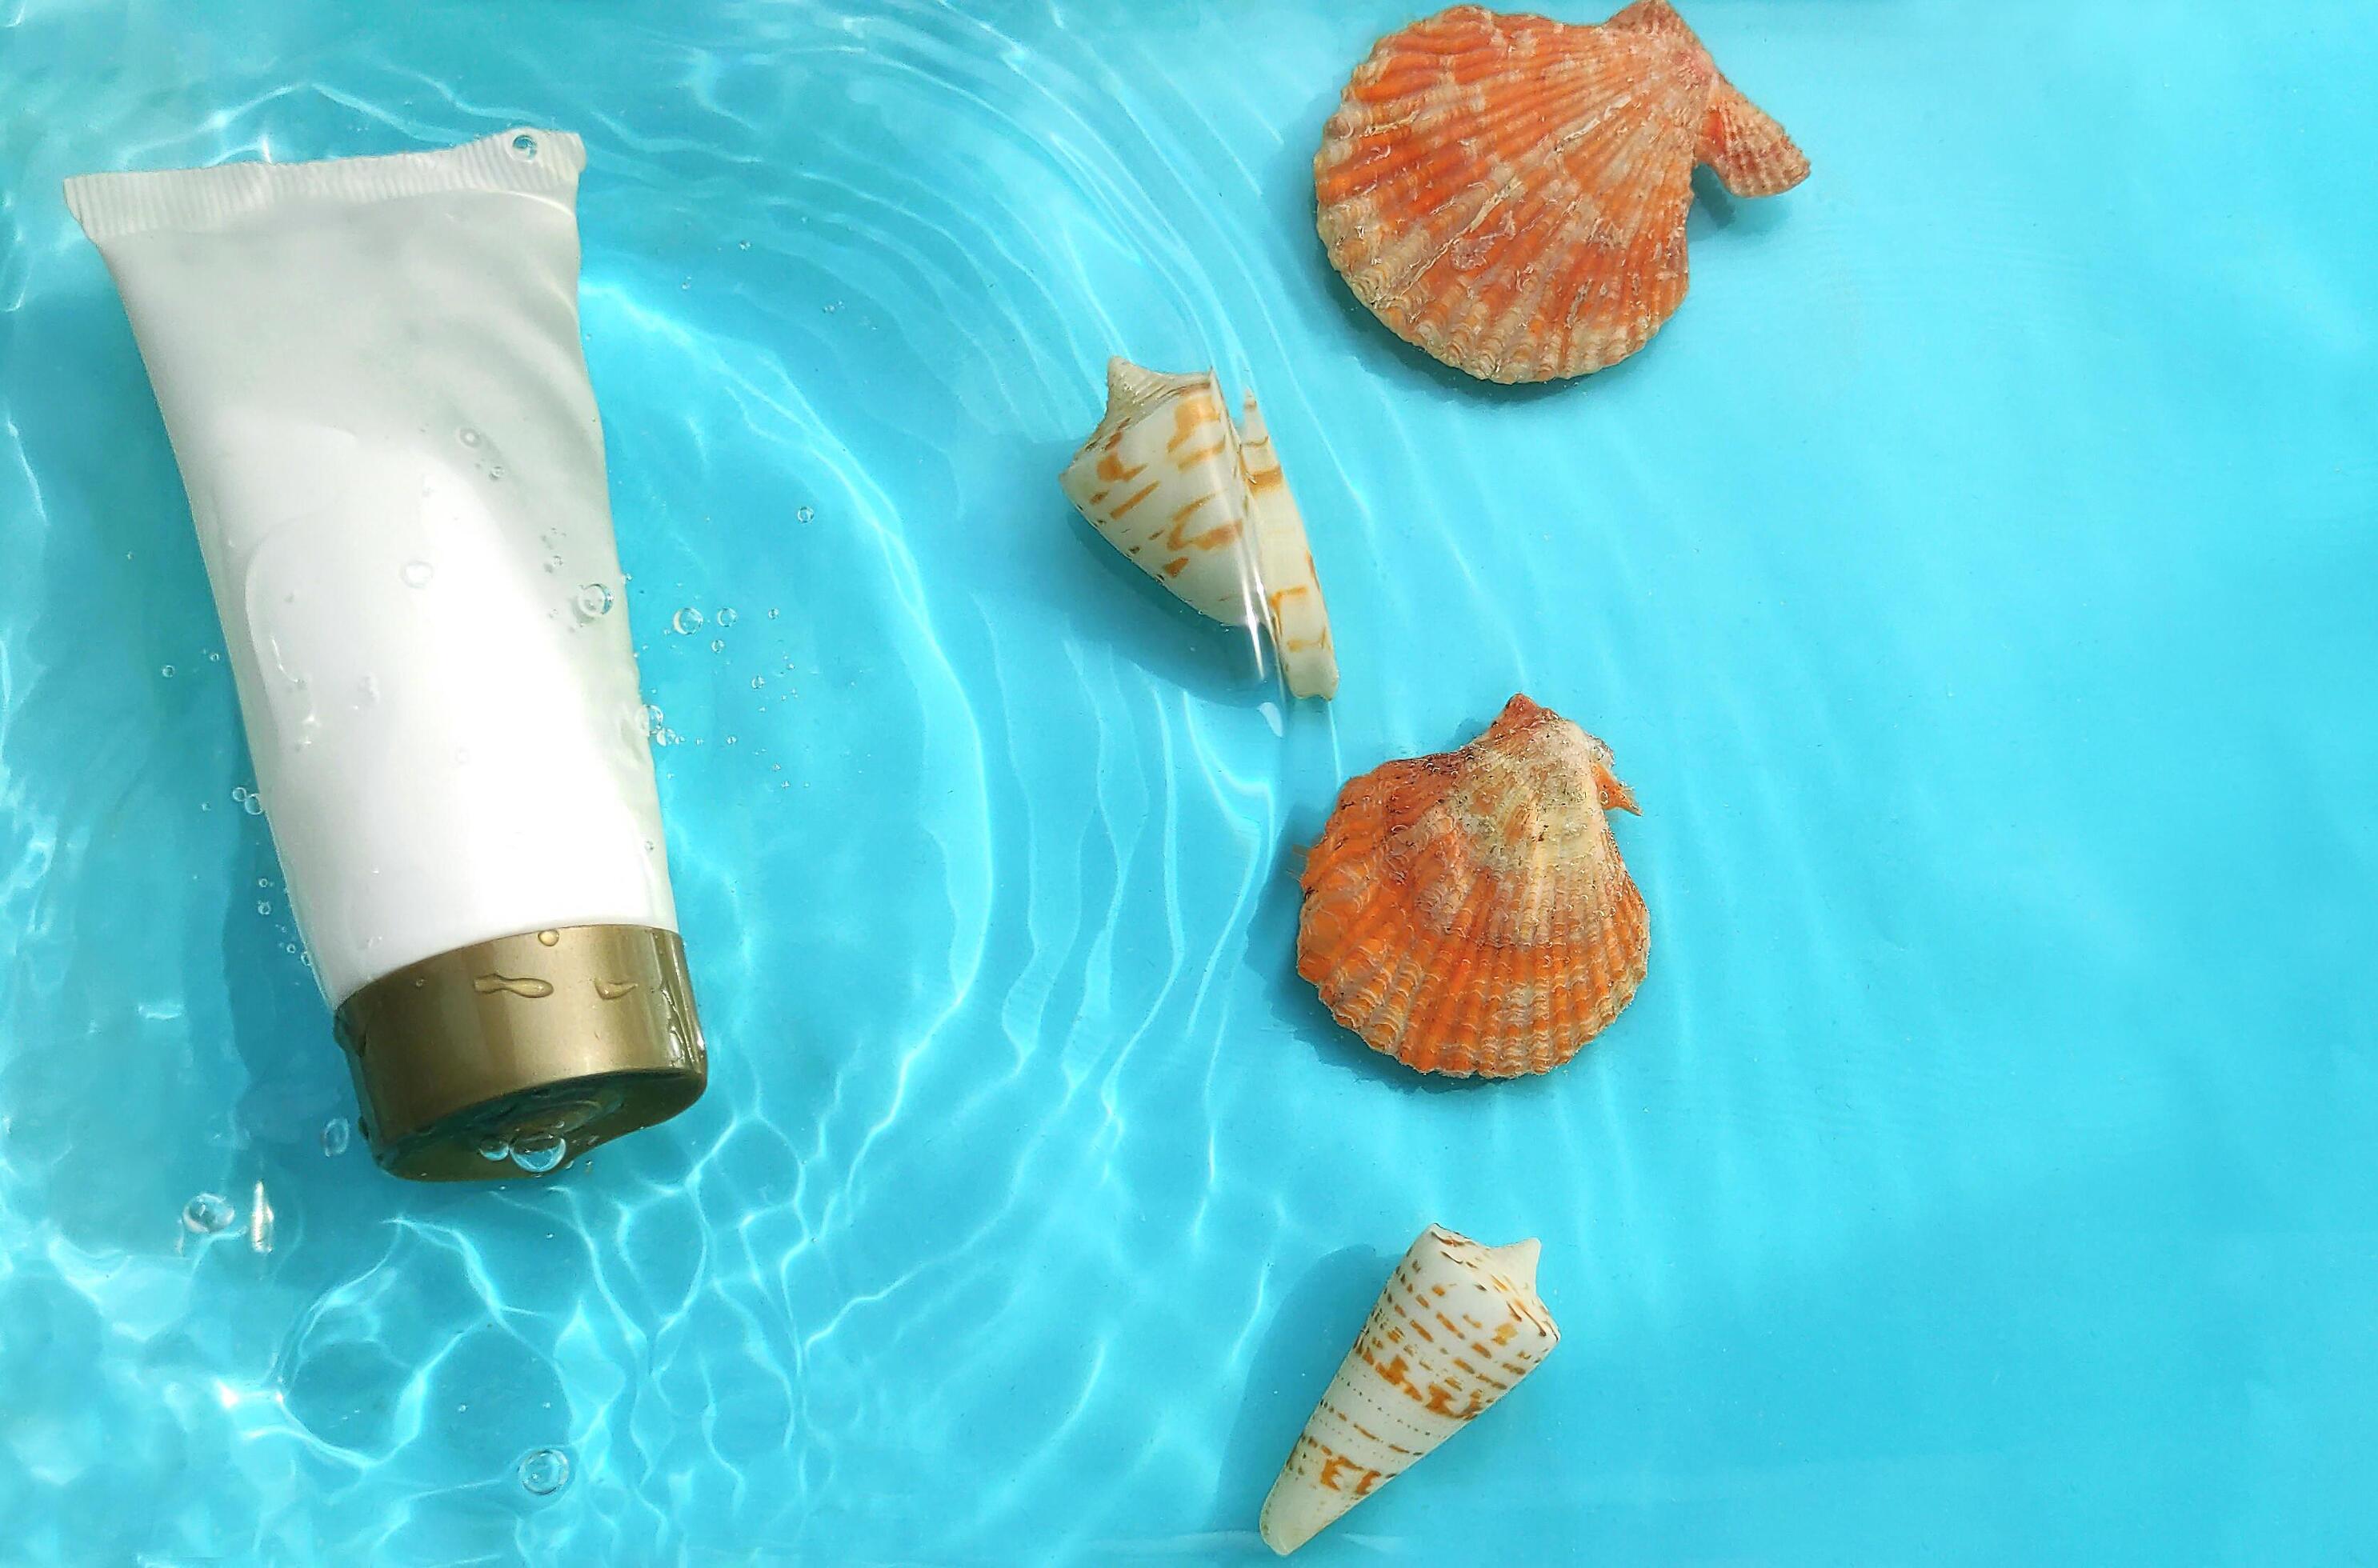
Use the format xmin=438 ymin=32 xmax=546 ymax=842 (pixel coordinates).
xmin=68 ymin=129 xmax=706 ymax=1180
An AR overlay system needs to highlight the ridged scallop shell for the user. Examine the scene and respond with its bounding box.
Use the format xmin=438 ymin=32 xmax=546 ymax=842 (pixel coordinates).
xmin=1315 ymin=1 xmax=1810 ymax=383
xmin=1059 ymin=358 xmax=1339 ymax=699
xmin=1297 ymin=694 xmax=1647 ymax=1077
xmin=1259 ymin=1225 xmax=1558 ymax=1554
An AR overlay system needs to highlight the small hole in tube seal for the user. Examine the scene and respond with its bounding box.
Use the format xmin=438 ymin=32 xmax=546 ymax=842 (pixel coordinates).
xmin=510 ymin=132 xmax=539 ymax=161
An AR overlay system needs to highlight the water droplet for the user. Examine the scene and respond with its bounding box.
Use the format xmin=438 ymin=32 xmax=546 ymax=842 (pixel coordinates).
xmin=474 ymin=973 xmax=555 ymax=999
xmin=795 ymin=506 xmax=815 ymax=524
xmin=574 ymin=583 xmax=614 ymax=621
xmin=750 ymin=675 xmax=766 ymax=690
xmin=510 ymin=1133 xmax=567 ymax=1174
xmin=641 ymin=704 xmax=664 ymax=734
xmin=518 ymin=1447 xmax=571 ymax=1496
xmin=709 ymin=638 xmax=724 ymax=654
xmin=320 ymin=1117 xmax=351 ymax=1156
xmin=161 ymin=664 xmax=175 ymax=678
xmin=510 ymin=132 xmax=540 ymax=160
xmin=182 ymin=1193 xmax=235 ymax=1234
xmin=402 ymin=560 xmax=434 ymax=588
xmin=536 ymin=930 xmax=560 ymax=946
xmin=256 ymin=900 xmax=272 ymax=915
xmin=239 ymin=790 xmax=264 ymax=817
xmin=477 ymin=1135 xmax=512 ymax=1162
xmin=458 ymin=426 xmax=482 ymax=447
xmin=671 ymin=606 xmax=703 ymax=634
xmin=716 ymin=607 xmax=738 ymax=627
xmin=594 ymin=978 xmax=640 ymax=1001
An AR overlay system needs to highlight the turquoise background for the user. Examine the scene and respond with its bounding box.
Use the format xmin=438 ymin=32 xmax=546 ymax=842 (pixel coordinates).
xmin=3 ymin=0 xmax=2376 ymax=1562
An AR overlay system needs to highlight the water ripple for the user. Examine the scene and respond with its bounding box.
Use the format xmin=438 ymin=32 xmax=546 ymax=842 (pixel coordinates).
xmin=6 ymin=1 xmax=2378 ymax=1564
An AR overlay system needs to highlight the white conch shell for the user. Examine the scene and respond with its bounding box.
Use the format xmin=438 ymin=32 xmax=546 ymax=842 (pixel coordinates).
xmin=1235 ymin=392 xmax=1339 ymax=702
xmin=1059 ymin=358 xmax=1339 ymax=699
xmin=1259 ymin=1225 xmax=1557 ymax=1554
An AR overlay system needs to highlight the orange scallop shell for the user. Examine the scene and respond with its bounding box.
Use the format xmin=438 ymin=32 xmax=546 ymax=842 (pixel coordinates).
xmin=1297 ymin=695 xmax=1648 ymax=1077
xmin=1314 ymin=1 xmax=1810 ymax=383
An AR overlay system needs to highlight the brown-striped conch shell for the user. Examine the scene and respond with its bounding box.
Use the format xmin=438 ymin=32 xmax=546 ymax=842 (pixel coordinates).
xmin=1060 ymin=358 xmax=1339 ymax=699
xmin=1259 ymin=1224 xmax=1559 ymax=1554
xmin=1298 ymin=694 xmax=1647 ymax=1076
xmin=1315 ymin=1 xmax=1811 ymax=382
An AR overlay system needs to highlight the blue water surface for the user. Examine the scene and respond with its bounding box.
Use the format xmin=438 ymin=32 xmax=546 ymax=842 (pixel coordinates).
xmin=4 ymin=1 xmax=2376 ymax=1562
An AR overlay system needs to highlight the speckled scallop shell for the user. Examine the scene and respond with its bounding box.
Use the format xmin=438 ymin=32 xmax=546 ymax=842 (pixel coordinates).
xmin=1298 ymin=694 xmax=1647 ymax=1077
xmin=1259 ymin=1225 xmax=1558 ymax=1554
xmin=1059 ymin=358 xmax=1339 ymax=699
xmin=1314 ymin=1 xmax=1810 ymax=383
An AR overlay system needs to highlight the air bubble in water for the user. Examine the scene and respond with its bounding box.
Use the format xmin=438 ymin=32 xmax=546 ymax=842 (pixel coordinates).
xmin=709 ymin=638 xmax=724 ymax=654
xmin=671 ymin=606 xmax=703 ymax=634
xmin=751 ymin=676 xmax=765 ymax=690
xmin=574 ymin=584 xmax=614 ymax=621
xmin=182 ymin=1193 xmax=235 ymax=1234
xmin=510 ymin=1133 xmax=567 ymax=1174
xmin=518 ymin=1447 xmax=571 ymax=1496
xmin=161 ymin=665 xmax=175 ymax=678
xmin=766 ymin=608 xmax=779 ymax=619
xmin=476 ymin=1135 xmax=511 ymax=1162
xmin=458 ymin=427 xmax=482 ymax=447
xmin=795 ymin=506 xmax=815 ymax=523
xmin=402 ymin=560 xmax=434 ymax=588
xmin=536 ymin=930 xmax=560 ymax=946
xmin=208 ymin=650 xmax=222 ymax=662
xmin=320 ymin=1117 xmax=351 ymax=1156
xmin=716 ymin=607 xmax=738 ymax=627
xmin=256 ymin=900 xmax=272 ymax=915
